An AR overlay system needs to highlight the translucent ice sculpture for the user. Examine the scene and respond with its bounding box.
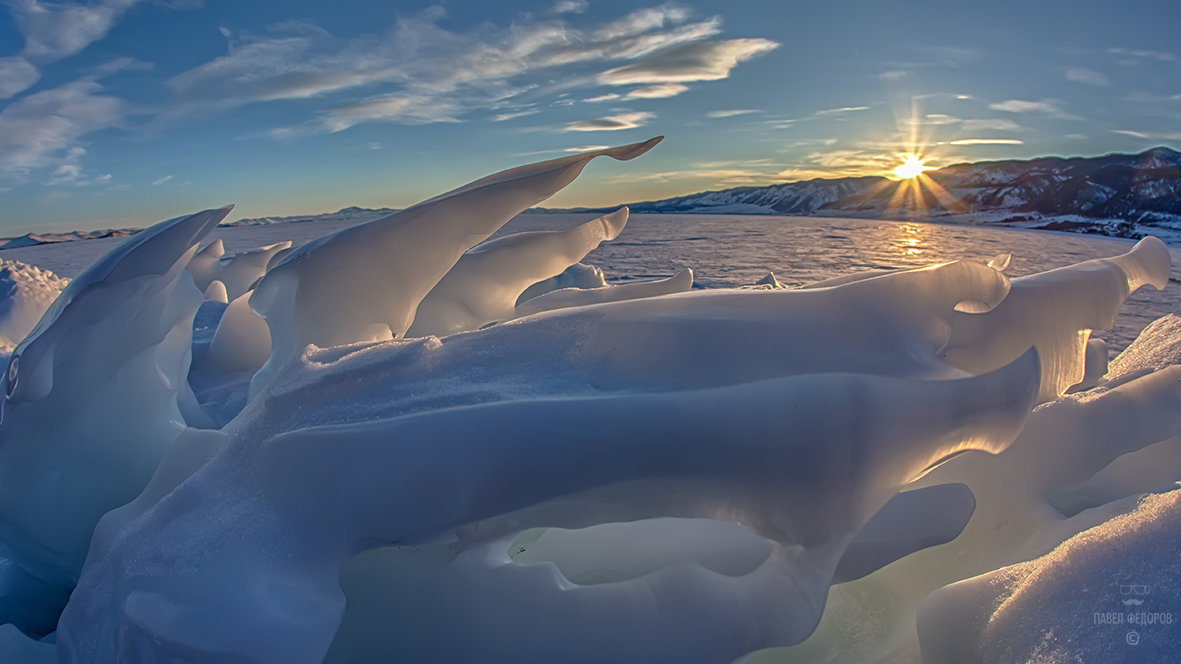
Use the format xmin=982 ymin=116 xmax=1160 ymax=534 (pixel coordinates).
xmin=406 ymin=207 xmax=629 ymax=337
xmin=247 ymin=138 xmax=663 ymax=396
xmin=60 ymin=255 xmax=1044 ymax=663
xmin=187 ymin=239 xmax=292 ymax=300
xmin=942 ymin=236 xmax=1170 ymax=401
xmin=0 ymin=207 xmax=229 ymax=634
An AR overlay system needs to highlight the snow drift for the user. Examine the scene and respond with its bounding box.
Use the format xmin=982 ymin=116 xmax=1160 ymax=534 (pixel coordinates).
xmin=0 ymin=138 xmax=1174 ymax=663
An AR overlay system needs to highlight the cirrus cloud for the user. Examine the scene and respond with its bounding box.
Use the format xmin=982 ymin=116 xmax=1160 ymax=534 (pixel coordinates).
xmin=564 ymin=111 xmax=655 ymax=132
xmin=626 ymin=83 xmax=689 ymax=99
xmin=597 ymin=38 xmax=778 ymax=85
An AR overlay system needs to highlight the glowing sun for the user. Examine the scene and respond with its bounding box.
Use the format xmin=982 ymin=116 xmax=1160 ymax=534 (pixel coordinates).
xmin=893 ymin=154 xmax=930 ymax=179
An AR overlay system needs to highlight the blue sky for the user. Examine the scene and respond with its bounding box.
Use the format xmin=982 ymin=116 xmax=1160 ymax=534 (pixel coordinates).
xmin=0 ymin=0 xmax=1178 ymax=233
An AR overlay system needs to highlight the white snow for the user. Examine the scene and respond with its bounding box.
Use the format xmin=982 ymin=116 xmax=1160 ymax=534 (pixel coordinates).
xmin=0 ymin=139 xmax=1176 ymax=663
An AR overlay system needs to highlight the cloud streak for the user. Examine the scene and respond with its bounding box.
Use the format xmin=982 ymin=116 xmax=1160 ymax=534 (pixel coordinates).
xmin=597 ymin=38 xmax=778 ymax=85
xmin=564 ymin=111 xmax=655 ymax=132
xmin=948 ymin=138 xmax=1024 ymax=145
xmin=1065 ymin=67 xmax=1108 ymax=86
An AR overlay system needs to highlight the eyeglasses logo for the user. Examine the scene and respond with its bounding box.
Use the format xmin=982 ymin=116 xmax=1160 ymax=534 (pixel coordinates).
xmin=1120 ymin=584 xmax=1150 ymax=606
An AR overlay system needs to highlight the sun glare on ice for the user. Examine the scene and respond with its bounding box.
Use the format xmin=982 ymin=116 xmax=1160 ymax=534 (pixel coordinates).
xmin=893 ymin=154 xmax=930 ymax=179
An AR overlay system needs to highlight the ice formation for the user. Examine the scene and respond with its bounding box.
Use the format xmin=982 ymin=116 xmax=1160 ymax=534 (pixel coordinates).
xmin=247 ymin=137 xmax=663 ymax=396
xmin=513 ymin=266 xmax=694 ymax=317
xmin=406 ymin=207 xmax=629 ymax=337
xmin=516 ymin=262 xmax=607 ymax=304
xmin=0 ymin=207 xmax=231 ymax=635
xmin=0 ymin=138 xmax=1175 ymax=663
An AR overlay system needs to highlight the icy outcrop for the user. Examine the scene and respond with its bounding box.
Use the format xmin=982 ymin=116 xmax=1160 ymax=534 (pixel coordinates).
xmin=185 ymin=238 xmax=224 ymax=290
xmin=0 ymin=207 xmax=229 ymax=634
xmin=943 ymin=237 xmax=1170 ymax=401
xmin=516 ymin=262 xmax=607 ymax=305
xmin=753 ymin=272 xmax=784 ymax=289
xmin=406 ymin=208 xmax=629 ymax=337
xmin=187 ymin=240 xmax=292 ymax=301
xmin=514 ymin=267 xmax=694 ymax=318
xmin=202 ymin=279 xmax=228 ymax=303
xmin=0 ymin=262 xmax=68 ymax=350
xmin=216 ymin=242 xmax=291 ymax=300
xmin=206 ymin=291 xmax=271 ymax=372
xmin=247 ymin=138 xmax=663 ymax=396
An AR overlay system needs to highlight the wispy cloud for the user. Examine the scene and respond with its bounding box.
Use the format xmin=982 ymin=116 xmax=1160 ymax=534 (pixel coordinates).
xmin=324 ymin=94 xmax=462 ymax=132
xmin=706 ymin=109 xmax=759 ymax=119
xmin=1111 ymin=129 xmax=1181 ymax=140
xmin=961 ymin=118 xmax=1021 ymax=131
xmin=947 ymin=138 xmax=1024 ymax=145
xmin=10 ymin=0 xmax=142 ymax=60
xmin=0 ymin=78 xmax=127 ymax=181
xmin=0 ymin=57 xmax=40 ymax=100
xmin=551 ymin=0 xmax=587 ymax=14
xmin=0 ymin=1 xmax=186 ymax=101
xmin=597 ymin=38 xmax=778 ymax=85
xmin=564 ymin=111 xmax=654 ymax=132
xmin=1065 ymin=67 xmax=1108 ymax=86
xmin=625 ymin=83 xmax=688 ymax=99
xmin=813 ymin=105 xmax=870 ymax=116
xmin=493 ymin=108 xmax=542 ymax=122
xmin=989 ymin=98 xmax=1080 ymax=120
xmin=1107 ymin=47 xmax=1178 ymax=65
xmin=583 ymin=93 xmax=621 ymax=103
xmin=151 ymin=174 xmax=174 ymax=185
xmin=773 ymin=148 xmax=900 ymax=181
xmin=166 ymin=5 xmax=773 ymax=135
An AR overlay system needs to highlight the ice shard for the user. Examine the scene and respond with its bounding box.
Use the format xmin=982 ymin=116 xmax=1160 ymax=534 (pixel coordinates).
xmin=406 ymin=207 xmax=629 ymax=337
xmin=247 ymin=138 xmax=663 ymax=396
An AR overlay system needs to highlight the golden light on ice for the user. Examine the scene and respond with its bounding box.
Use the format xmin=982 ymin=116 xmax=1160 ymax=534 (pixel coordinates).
xmin=893 ymin=153 xmax=930 ymax=179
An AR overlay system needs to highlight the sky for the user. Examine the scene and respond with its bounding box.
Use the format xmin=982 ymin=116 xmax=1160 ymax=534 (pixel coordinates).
xmin=0 ymin=0 xmax=1179 ymax=234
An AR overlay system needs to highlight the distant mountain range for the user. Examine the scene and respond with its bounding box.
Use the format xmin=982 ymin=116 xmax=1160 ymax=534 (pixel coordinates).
xmin=3 ymin=148 xmax=1180 ymax=251
xmin=545 ymin=146 xmax=1181 ymax=243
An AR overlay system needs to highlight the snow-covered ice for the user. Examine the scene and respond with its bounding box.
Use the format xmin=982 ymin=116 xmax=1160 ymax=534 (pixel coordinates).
xmin=0 ymin=139 xmax=1176 ymax=663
